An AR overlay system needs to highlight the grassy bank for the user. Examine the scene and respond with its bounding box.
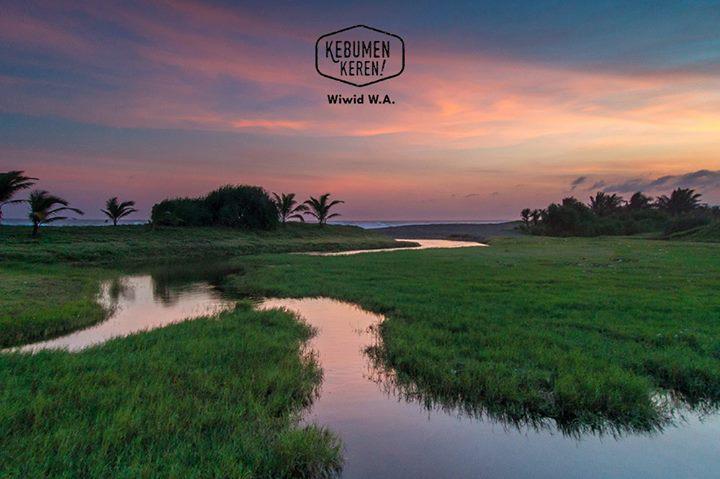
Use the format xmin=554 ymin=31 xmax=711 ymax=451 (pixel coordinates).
xmin=227 ymin=236 xmax=720 ymax=432
xmin=0 ymin=223 xmax=410 ymax=264
xmin=0 ymin=264 xmax=107 ymax=348
xmin=0 ymin=304 xmax=341 ymax=477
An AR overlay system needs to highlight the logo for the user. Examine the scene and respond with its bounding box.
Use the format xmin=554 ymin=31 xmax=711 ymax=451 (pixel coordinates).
xmin=316 ymin=25 xmax=405 ymax=87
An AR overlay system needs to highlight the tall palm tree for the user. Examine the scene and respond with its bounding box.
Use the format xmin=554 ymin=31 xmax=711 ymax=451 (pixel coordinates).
xmin=272 ymin=192 xmax=307 ymax=224
xmin=656 ymin=188 xmax=702 ymax=215
xmin=28 ymin=190 xmax=84 ymax=237
xmin=303 ymin=193 xmax=344 ymax=225
xmin=101 ymin=197 xmax=138 ymax=226
xmin=627 ymin=191 xmax=653 ymax=210
xmin=589 ymin=191 xmax=623 ymax=217
xmin=0 ymin=171 xmax=37 ymax=224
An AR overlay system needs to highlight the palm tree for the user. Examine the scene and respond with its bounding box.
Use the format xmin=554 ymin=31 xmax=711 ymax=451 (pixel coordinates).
xmin=0 ymin=171 xmax=37 ymax=224
xmin=627 ymin=191 xmax=653 ymax=210
xmin=589 ymin=191 xmax=623 ymax=216
xmin=272 ymin=192 xmax=307 ymax=224
xmin=303 ymin=193 xmax=344 ymax=225
xmin=101 ymin=197 xmax=138 ymax=226
xmin=28 ymin=190 xmax=84 ymax=237
xmin=656 ymin=188 xmax=702 ymax=215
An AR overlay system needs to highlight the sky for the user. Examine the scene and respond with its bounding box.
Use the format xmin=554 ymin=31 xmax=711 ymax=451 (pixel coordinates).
xmin=1 ymin=0 xmax=720 ymax=220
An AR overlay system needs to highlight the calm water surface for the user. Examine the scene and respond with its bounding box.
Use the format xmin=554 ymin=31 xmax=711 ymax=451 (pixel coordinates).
xmin=306 ymin=238 xmax=486 ymax=256
xmin=257 ymin=298 xmax=720 ymax=479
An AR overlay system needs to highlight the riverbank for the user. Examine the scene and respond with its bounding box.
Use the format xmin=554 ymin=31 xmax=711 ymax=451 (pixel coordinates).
xmin=374 ymin=220 xmax=522 ymax=241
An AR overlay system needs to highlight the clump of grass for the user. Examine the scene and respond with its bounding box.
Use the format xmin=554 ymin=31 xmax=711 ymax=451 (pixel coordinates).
xmin=0 ymin=264 xmax=107 ymax=348
xmin=227 ymin=236 xmax=720 ymax=432
xmin=0 ymin=304 xmax=342 ymax=477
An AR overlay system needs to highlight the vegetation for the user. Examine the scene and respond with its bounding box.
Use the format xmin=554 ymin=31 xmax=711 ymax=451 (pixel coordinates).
xmin=101 ymin=197 xmax=138 ymax=226
xmin=27 ymin=190 xmax=84 ymax=237
xmin=0 ymin=264 xmax=107 ymax=348
xmin=228 ymin=236 xmax=720 ymax=433
xmin=151 ymin=185 xmax=278 ymax=229
xmin=0 ymin=223 xmax=407 ymax=265
xmin=303 ymin=194 xmax=344 ymax=226
xmin=0 ymin=171 xmax=37 ymax=224
xmin=272 ymin=193 xmax=308 ymax=224
xmin=521 ymin=188 xmax=719 ymax=237
xmin=0 ymin=305 xmax=342 ymax=477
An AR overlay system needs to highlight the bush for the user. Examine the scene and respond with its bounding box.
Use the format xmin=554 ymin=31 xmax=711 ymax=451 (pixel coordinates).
xmin=205 ymin=185 xmax=278 ymax=230
xmin=151 ymin=198 xmax=211 ymax=226
xmin=151 ymin=185 xmax=278 ymax=230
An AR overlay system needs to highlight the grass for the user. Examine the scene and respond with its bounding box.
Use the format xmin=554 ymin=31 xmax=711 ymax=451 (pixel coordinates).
xmin=227 ymin=236 xmax=720 ymax=433
xmin=0 ymin=223 xmax=410 ymax=265
xmin=0 ymin=263 xmax=107 ymax=348
xmin=0 ymin=304 xmax=342 ymax=478
xmin=667 ymin=221 xmax=720 ymax=242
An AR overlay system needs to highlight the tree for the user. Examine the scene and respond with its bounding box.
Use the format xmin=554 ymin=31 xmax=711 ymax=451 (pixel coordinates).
xmin=627 ymin=192 xmax=653 ymax=210
xmin=0 ymin=171 xmax=37 ymax=224
xmin=520 ymin=208 xmax=531 ymax=228
xmin=303 ymin=193 xmax=344 ymax=225
xmin=101 ymin=197 xmax=138 ymax=226
xmin=589 ymin=191 xmax=623 ymax=217
xmin=272 ymin=193 xmax=308 ymax=224
xmin=27 ymin=190 xmax=84 ymax=237
xmin=656 ymin=188 xmax=702 ymax=215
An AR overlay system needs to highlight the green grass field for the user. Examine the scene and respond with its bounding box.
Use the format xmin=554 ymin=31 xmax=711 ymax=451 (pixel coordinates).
xmin=2 ymin=227 xmax=720 ymax=476
xmin=0 ymin=223 xmax=408 ymax=264
xmin=227 ymin=236 xmax=720 ymax=433
xmin=0 ymin=304 xmax=341 ymax=478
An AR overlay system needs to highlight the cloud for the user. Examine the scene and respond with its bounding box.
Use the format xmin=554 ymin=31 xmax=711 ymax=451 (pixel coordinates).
xmin=570 ymin=176 xmax=587 ymax=190
xmin=604 ymin=170 xmax=720 ymax=193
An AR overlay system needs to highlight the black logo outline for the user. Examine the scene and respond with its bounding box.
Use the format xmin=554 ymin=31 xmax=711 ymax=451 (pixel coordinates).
xmin=315 ymin=25 xmax=405 ymax=87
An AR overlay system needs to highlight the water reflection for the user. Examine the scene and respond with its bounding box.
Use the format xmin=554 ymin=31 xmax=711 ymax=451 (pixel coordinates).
xmin=257 ymin=297 xmax=720 ymax=479
xmin=14 ymin=267 xmax=236 ymax=353
xmin=305 ymin=238 xmax=486 ymax=256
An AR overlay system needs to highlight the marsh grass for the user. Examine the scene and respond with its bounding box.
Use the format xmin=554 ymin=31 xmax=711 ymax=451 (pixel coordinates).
xmin=0 ymin=264 xmax=108 ymax=348
xmin=0 ymin=223 xmax=405 ymax=265
xmin=0 ymin=304 xmax=342 ymax=478
xmin=227 ymin=236 xmax=720 ymax=432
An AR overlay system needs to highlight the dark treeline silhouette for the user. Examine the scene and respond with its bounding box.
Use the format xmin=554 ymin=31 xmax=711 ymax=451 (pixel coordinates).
xmin=521 ymin=188 xmax=719 ymax=237
xmin=151 ymin=185 xmax=344 ymax=229
xmin=1 ymin=170 xmax=138 ymax=236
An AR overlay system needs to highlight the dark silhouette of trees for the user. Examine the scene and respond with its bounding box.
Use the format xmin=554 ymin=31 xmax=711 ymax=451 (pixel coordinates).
xmin=0 ymin=171 xmax=37 ymax=224
xmin=272 ymin=193 xmax=308 ymax=224
xmin=655 ymin=188 xmax=702 ymax=215
xmin=304 ymin=193 xmax=344 ymax=225
xmin=627 ymin=192 xmax=653 ymax=210
xmin=28 ymin=190 xmax=84 ymax=237
xmin=589 ymin=192 xmax=623 ymax=216
xmin=101 ymin=197 xmax=138 ymax=226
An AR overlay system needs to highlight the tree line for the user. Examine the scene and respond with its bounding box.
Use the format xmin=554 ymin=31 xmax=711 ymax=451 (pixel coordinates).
xmin=0 ymin=171 xmax=344 ymax=236
xmin=521 ymin=188 xmax=719 ymax=237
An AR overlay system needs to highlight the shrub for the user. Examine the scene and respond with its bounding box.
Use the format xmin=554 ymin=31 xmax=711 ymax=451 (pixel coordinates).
xmin=151 ymin=185 xmax=279 ymax=230
xmin=151 ymin=198 xmax=212 ymax=226
xmin=205 ymin=185 xmax=278 ymax=230
xmin=664 ymin=215 xmax=711 ymax=236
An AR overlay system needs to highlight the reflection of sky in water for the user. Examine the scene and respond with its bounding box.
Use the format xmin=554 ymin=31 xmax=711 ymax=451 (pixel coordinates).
xmin=15 ymin=275 xmax=235 ymax=352
xmin=257 ymin=297 xmax=720 ymax=479
xmin=305 ymin=239 xmax=486 ymax=256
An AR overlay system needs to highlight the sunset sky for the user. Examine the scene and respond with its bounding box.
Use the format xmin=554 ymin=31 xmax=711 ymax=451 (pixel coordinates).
xmin=2 ymin=0 xmax=720 ymax=220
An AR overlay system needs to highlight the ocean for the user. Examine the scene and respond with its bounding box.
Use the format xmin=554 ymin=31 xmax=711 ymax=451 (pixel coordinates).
xmin=1 ymin=219 xmax=510 ymax=229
